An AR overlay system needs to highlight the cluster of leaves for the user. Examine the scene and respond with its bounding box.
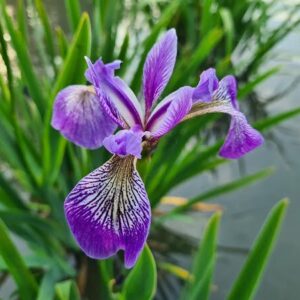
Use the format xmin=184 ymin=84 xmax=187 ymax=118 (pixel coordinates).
xmin=0 ymin=0 xmax=299 ymax=299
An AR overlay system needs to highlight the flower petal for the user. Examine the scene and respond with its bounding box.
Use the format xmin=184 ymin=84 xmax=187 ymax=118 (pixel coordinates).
xmin=217 ymin=75 xmax=238 ymax=109
xmin=192 ymin=68 xmax=218 ymax=103
xmin=185 ymin=100 xmax=264 ymax=159
xmin=219 ymin=112 xmax=264 ymax=159
xmin=103 ymin=128 xmax=144 ymax=159
xmin=51 ymin=85 xmax=117 ymax=149
xmin=64 ymin=156 xmax=151 ymax=268
xmin=85 ymin=57 xmax=144 ymax=127
xmin=147 ymin=87 xmax=194 ymax=138
xmin=143 ymin=29 xmax=177 ymax=115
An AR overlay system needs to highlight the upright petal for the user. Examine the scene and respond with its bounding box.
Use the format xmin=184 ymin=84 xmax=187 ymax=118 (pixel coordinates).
xmin=147 ymin=87 xmax=194 ymax=138
xmin=143 ymin=29 xmax=177 ymax=116
xmin=85 ymin=57 xmax=144 ymax=128
xmin=103 ymin=128 xmax=144 ymax=159
xmin=51 ymin=85 xmax=117 ymax=149
xmin=217 ymin=75 xmax=238 ymax=109
xmin=65 ymin=156 xmax=151 ymax=268
xmin=192 ymin=68 xmax=219 ymax=103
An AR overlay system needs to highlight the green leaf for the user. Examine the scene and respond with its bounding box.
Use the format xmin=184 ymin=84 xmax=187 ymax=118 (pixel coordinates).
xmin=55 ymin=26 xmax=69 ymax=58
xmin=16 ymin=0 xmax=28 ymax=42
xmin=200 ymin=0 xmax=215 ymax=36
xmin=167 ymin=167 xmax=274 ymax=217
xmin=219 ymin=7 xmax=234 ymax=55
xmin=34 ymin=0 xmax=56 ymax=68
xmin=227 ymin=198 xmax=289 ymax=300
xmin=55 ymin=280 xmax=81 ymax=300
xmin=0 ymin=0 xmax=45 ymax=113
xmin=255 ymin=107 xmax=300 ymax=131
xmin=64 ymin=0 xmax=81 ymax=33
xmin=37 ymin=269 xmax=62 ymax=300
xmin=122 ymin=244 xmax=157 ymax=300
xmin=183 ymin=212 xmax=221 ymax=300
xmin=0 ymin=218 xmax=38 ymax=300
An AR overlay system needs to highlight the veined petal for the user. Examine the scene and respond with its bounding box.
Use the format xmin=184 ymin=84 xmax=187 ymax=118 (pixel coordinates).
xmin=85 ymin=57 xmax=144 ymax=127
xmin=143 ymin=29 xmax=177 ymax=115
xmin=217 ymin=75 xmax=238 ymax=109
xmin=192 ymin=68 xmax=218 ymax=103
xmin=185 ymin=101 xmax=264 ymax=159
xmin=147 ymin=87 xmax=194 ymax=138
xmin=103 ymin=128 xmax=144 ymax=159
xmin=65 ymin=156 xmax=151 ymax=268
xmin=51 ymin=85 xmax=117 ymax=149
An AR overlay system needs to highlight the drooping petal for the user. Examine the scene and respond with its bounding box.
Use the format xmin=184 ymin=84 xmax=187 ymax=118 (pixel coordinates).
xmin=64 ymin=155 xmax=151 ymax=268
xmin=143 ymin=29 xmax=177 ymax=115
xmin=192 ymin=68 xmax=219 ymax=103
xmin=103 ymin=128 xmax=144 ymax=159
xmin=85 ymin=57 xmax=144 ymax=128
xmin=51 ymin=85 xmax=117 ymax=149
xmin=185 ymin=101 xmax=264 ymax=159
xmin=147 ymin=87 xmax=194 ymax=138
xmin=219 ymin=112 xmax=264 ymax=159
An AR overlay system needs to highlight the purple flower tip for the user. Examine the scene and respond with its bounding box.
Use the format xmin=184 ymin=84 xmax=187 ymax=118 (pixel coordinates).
xmin=103 ymin=128 xmax=144 ymax=159
xmin=193 ymin=68 xmax=219 ymax=102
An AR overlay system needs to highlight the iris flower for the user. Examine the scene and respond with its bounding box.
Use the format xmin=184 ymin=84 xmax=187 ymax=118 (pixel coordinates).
xmin=52 ymin=29 xmax=263 ymax=268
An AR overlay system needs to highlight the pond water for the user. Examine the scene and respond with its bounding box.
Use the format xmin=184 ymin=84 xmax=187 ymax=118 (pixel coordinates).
xmin=2 ymin=1 xmax=300 ymax=299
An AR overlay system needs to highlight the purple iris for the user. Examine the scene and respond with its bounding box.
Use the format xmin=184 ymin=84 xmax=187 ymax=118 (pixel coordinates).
xmin=51 ymin=29 xmax=263 ymax=268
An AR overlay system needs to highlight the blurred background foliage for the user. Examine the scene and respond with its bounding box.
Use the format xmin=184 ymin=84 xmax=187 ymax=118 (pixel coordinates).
xmin=0 ymin=0 xmax=299 ymax=299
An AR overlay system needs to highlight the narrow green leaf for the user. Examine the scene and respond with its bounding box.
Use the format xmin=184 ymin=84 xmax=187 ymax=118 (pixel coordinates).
xmin=37 ymin=269 xmax=62 ymax=300
xmin=219 ymin=8 xmax=234 ymax=54
xmin=35 ymin=0 xmax=56 ymax=68
xmin=122 ymin=244 xmax=157 ymax=300
xmin=0 ymin=0 xmax=45 ymax=113
xmin=64 ymin=0 xmax=81 ymax=33
xmin=0 ymin=219 xmax=38 ymax=300
xmin=184 ymin=212 xmax=221 ymax=300
xmin=200 ymin=0 xmax=214 ymax=36
xmin=255 ymin=107 xmax=300 ymax=131
xmin=17 ymin=0 xmax=28 ymax=42
xmin=55 ymin=280 xmax=81 ymax=300
xmin=55 ymin=26 xmax=69 ymax=58
xmin=167 ymin=167 xmax=274 ymax=217
xmin=227 ymin=198 xmax=289 ymax=300
xmin=238 ymin=67 xmax=280 ymax=99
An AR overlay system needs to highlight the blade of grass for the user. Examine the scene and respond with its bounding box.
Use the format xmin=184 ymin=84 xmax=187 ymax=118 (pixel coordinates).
xmin=122 ymin=244 xmax=157 ymax=300
xmin=0 ymin=0 xmax=45 ymax=113
xmin=64 ymin=0 xmax=81 ymax=33
xmin=0 ymin=219 xmax=38 ymax=300
xmin=183 ymin=212 xmax=221 ymax=300
xmin=227 ymin=198 xmax=289 ymax=300
xmin=165 ymin=167 xmax=274 ymax=218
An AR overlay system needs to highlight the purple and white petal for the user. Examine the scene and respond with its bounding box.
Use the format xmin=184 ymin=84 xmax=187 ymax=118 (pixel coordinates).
xmin=192 ymin=68 xmax=219 ymax=103
xmin=217 ymin=75 xmax=239 ymax=109
xmin=85 ymin=57 xmax=144 ymax=128
xmin=219 ymin=112 xmax=264 ymax=159
xmin=143 ymin=29 xmax=177 ymax=116
xmin=147 ymin=87 xmax=194 ymax=138
xmin=185 ymin=100 xmax=264 ymax=159
xmin=51 ymin=85 xmax=117 ymax=149
xmin=103 ymin=128 xmax=144 ymax=159
xmin=65 ymin=156 xmax=151 ymax=268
